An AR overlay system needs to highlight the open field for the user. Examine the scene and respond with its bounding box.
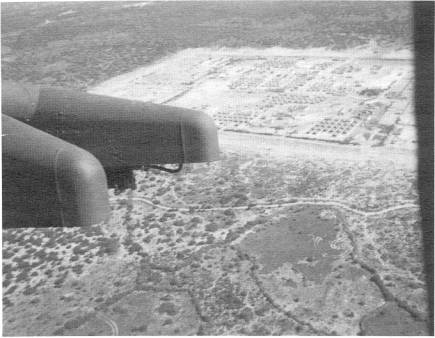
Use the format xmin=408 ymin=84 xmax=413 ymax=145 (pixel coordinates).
xmin=2 ymin=1 xmax=427 ymax=336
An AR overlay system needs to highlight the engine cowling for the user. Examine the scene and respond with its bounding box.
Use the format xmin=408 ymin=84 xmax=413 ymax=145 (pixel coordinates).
xmin=2 ymin=114 xmax=110 ymax=227
xmin=2 ymin=81 xmax=220 ymax=167
xmin=2 ymin=81 xmax=220 ymax=227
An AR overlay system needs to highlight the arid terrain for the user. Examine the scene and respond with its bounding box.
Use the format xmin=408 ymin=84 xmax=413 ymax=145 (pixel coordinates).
xmin=2 ymin=1 xmax=428 ymax=336
xmin=3 ymin=151 xmax=426 ymax=335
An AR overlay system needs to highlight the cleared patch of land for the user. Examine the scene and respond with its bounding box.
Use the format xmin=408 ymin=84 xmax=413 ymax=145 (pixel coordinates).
xmin=90 ymin=47 xmax=417 ymax=156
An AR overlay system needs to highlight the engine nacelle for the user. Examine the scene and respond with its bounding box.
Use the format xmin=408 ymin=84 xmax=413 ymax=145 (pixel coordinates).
xmin=2 ymin=81 xmax=220 ymax=167
xmin=2 ymin=115 xmax=110 ymax=227
xmin=2 ymin=81 xmax=220 ymax=227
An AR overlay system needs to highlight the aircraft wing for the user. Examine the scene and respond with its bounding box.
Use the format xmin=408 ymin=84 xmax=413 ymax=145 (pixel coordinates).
xmin=2 ymin=81 xmax=220 ymax=228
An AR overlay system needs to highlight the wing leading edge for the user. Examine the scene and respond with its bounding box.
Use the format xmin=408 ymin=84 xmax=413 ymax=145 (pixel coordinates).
xmin=2 ymin=82 xmax=220 ymax=227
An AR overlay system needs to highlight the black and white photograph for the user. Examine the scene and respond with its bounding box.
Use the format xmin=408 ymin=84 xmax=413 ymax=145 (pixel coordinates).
xmin=1 ymin=1 xmax=433 ymax=335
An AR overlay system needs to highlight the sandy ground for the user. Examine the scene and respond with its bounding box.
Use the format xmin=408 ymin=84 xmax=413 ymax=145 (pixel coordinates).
xmin=219 ymin=131 xmax=417 ymax=169
xmin=3 ymin=47 xmax=428 ymax=336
